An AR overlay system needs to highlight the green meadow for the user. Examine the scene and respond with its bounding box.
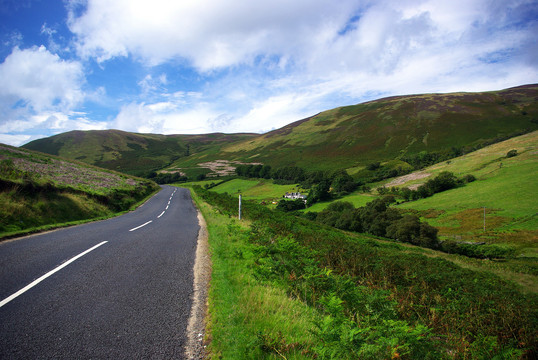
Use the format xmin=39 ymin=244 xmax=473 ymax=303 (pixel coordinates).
xmin=211 ymin=178 xmax=303 ymax=203
xmin=394 ymin=131 xmax=537 ymax=243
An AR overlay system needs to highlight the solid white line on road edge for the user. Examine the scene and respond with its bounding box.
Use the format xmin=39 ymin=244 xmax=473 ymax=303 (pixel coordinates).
xmin=0 ymin=241 xmax=108 ymax=309
xmin=157 ymin=211 xmax=165 ymax=218
xmin=129 ymin=220 xmax=153 ymax=232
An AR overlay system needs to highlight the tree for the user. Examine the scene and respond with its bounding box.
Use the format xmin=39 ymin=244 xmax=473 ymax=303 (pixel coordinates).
xmin=307 ymin=180 xmax=331 ymax=205
xmin=331 ymin=171 xmax=357 ymax=195
xmin=425 ymin=171 xmax=458 ymax=193
xmin=276 ymin=199 xmax=305 ymax=212
xmin=259 ymin=165 xmax=272 ymax=179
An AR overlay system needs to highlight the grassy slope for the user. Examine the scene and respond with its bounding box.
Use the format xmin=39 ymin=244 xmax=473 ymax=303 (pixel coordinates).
xmin=0 ymin=143 xmax=159 ymax=238
xmin=23 ymin=129 xmax=257 ymax=177
xmin=189 ymin=190 xmax=317 ymax=359
xmin=392 ymin=131 xmax=537 ymax=235
xmin=213 ymin=84 xmax=538 ymax=171
xmin=210 ymin=178 xmax=303 ymax=203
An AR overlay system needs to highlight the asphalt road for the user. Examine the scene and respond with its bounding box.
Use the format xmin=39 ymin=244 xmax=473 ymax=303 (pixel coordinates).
xmin=0 ymin=185 xmax=200 ymax=359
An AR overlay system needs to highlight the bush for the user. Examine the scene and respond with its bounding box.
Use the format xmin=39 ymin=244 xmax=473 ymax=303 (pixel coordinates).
xmin=276 ymin=199 xmax=306 ymax=212
xmin=506 ymin=149 xmax=518 ymax=158
xmin=440 ymin=241 xmax=516 ymax=259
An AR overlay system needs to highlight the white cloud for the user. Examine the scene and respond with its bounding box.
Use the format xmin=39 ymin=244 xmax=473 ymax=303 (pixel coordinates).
xmin=0 ymin=45 xmax=84 ymax=113
xmin=0 ymin=133 xmax=32 ymax=147
xmin=67 ymin=0 xmax=363 ymax=70
xmin=113 ymin=93 xmax=219 ymax=135
xmin=0 ymin=45 xmax=91 ymax=145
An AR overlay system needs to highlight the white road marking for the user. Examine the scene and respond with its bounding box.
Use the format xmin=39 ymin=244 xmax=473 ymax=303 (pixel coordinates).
xmin=166 ymin=205 xmax=169 ymax=210
xmin=158 ymin=211 xmax=165 ymax=218
xmin=0 ymin=241 xmax=108 ymax=308
xmin=129 ymin=220 xmax=153 ymax=232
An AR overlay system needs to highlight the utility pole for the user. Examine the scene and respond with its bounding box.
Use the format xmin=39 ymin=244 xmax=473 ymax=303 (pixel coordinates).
xmin=239 ymin=193 xmax=242 ymax=220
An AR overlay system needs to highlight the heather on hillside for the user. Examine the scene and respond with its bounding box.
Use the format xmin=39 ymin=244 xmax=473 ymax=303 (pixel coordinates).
xmin=0 ymin=144 xmax=158 ymax=236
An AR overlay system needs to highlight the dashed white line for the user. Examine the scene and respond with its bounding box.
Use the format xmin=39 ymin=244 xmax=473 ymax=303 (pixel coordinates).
xmin=158 ymin=211 xmax=165 ymax=218
xmin=0 ymin=241 xmax=108 ymax=308
xmin=129 ymin=220 xmax=153 ymax=232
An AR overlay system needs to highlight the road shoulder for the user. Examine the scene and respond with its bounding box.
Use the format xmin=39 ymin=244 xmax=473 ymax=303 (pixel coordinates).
xmin=185 ymin=209 xmax=211 ymax=359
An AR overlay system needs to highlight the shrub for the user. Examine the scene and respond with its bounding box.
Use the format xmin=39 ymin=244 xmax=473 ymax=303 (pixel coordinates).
xmin=506 ymin=149 xmax=518 ymax=158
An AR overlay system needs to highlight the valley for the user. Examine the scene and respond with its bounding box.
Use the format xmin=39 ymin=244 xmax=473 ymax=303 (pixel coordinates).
xmin=2 ymin=84 xmax=537 ymax=359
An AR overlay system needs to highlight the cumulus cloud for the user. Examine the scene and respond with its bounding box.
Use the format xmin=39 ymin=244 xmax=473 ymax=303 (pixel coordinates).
xmin=67 ymin=0 xmax=363 ymax=69
xmin=0 ymin=45 xmax=91 ymax=144
xmin=0 ymin=45 xmax=84 ymax=112
xmin=113 ymin=92 xmax=219 ymax=134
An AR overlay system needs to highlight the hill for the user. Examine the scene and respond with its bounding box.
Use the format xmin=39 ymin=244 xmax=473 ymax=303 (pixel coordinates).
xmin=0 ymin=143 xmax=159 ymax=238
xmin=214 ymin=84 xmax=538 ymax=171
xmin=23 ymin=85 xmax=538 ymax=178
xmin=23 ymin=130 xmax=257 ymax=177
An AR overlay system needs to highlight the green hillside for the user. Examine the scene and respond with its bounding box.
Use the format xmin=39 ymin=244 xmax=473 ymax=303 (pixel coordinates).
xmin=0 ymin=143 xmax=159 ymax=238
xmin=390 ymin=131 xmax=538 ymax=248
xmin=214 ymin=84 xmax=538 ymax=171
xmin=22 ymin=85 xmax=538 ymax=179
xmin=23 ymin=129 xmax=257 ymax=177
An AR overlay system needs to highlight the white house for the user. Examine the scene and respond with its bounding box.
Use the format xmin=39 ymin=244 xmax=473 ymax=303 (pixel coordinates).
xmin=283 ymin=192 xmax=307 ymax=200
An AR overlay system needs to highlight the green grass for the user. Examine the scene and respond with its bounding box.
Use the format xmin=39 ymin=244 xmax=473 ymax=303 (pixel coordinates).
xmin=395 ymin=131 xmax=538 ymax=233
xmin=188 ymin=188 xmax=317 ymax=359
xmin=211 ymin=178 xmax=302 ymax=203
xmin=303 ymin=192 xmax=376 ymax=212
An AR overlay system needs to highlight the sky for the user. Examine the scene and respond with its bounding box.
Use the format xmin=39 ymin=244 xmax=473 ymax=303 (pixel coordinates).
xmin=0 ymin=0 xmax=537 ymax=146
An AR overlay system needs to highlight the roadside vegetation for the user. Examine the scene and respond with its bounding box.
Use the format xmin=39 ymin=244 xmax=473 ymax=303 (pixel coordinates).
xmin=0 ymin=144 xmax=159 ymax=239
xmin=190 ymin=185 xmax=537 ymax=359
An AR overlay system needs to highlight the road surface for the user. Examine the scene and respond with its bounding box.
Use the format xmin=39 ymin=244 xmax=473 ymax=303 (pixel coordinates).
xmin=0 ymin=186 xmax=200 ymax=359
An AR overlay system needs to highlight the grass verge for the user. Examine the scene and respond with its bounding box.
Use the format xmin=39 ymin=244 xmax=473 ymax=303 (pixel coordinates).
xmin=189 ymin=188 xmax=318 ymax=359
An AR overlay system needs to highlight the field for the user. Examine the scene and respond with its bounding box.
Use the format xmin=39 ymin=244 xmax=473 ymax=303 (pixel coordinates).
xmin=392 ymin=131 xmax=537 ymax=247
xmin=210 ymin=178 xmax=302 ymax=203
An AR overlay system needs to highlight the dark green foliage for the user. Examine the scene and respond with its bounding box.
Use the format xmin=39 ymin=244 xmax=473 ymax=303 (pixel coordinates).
xmin=307 ymin=180 xmax=331 ymax=205
xmin=271 ymin=166 xmax=306 ymax=183
xmin=386 ymin=215 xmax=440 ymax=248
xmin=148 ymin=171 xmax=188 ymax=184
xmin=423 ymin=171 xmax=458 ymax=193
xmin=330 ymin=170 xmax=357 ymax=195
xmin=389 ymin=171 xmax=469 ymax=202
xmin=193 ymin=187 xmax=537 ymax=358
xmin=507 ymin=149 xmax=518 ymax=158
xmin=440 ymin=241 xmax=516 ymax=259
xmin=276 ymin=199 xmax=306 ymax=212
xmin=462 ymin=174 xmax=477 ymax=183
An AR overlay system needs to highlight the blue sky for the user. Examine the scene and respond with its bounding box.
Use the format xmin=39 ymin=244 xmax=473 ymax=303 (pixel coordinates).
xmin=1 ymin=0 xmax=537 ymax=146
